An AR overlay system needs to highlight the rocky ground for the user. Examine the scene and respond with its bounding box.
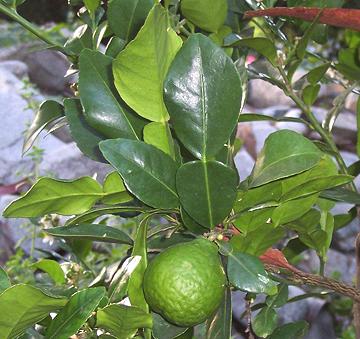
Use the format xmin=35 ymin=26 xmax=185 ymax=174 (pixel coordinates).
xmin=0 ymin=37 xmax=359 ymax=338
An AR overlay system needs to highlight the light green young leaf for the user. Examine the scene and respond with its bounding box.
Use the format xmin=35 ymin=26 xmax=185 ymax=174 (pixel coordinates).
xmin=181 ymin=0 xmax=227 ymax=32
xmin=3 ymin=177 xmax=103 ymax=217
xmin=32 ymin=259 xmax=65 ymax=285
xmin=113 ymin=4 xmax=182 ymax=122
xmin=252 ymin=306 xmax=278 ymax=338
xmin=102 ymin=171 xmax=133 ymax=205
xmin=143 ymin=122 xmax=175 ymax=159
xmin=97 ymin=304 xmax=153 ymax=338
xmin=0 ymin=284 xmax=66 ymax=338
xmin=45 ymin=287 xmax=106 ymax=339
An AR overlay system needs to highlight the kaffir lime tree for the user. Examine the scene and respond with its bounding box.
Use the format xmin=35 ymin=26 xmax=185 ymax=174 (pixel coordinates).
xmin=0 ymin=0 xmax=360 ymax=338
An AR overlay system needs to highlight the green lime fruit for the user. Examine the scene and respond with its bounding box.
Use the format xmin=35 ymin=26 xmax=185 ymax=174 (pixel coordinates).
xmin=143 ymin=238 xmax=226 ymax=327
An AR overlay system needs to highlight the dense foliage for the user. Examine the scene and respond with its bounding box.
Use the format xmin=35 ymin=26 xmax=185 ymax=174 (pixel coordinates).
xmin=0 ymin=0 xmax=359 ymax=338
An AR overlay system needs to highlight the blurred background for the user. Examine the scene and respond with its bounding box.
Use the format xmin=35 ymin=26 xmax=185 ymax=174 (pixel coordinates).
xmin=0 ymin=1 xmax=359 ymax=338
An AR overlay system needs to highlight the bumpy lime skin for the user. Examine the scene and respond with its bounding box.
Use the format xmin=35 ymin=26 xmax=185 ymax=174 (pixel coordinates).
xmin=143 ymin=238 xmax=226 ymax=327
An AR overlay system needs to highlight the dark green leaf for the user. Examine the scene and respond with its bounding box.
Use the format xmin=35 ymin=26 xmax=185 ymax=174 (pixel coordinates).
xmin=152 ymin=313 xmax=188 ymax=339
xmin=66 ymin=206 xmax=148 ymax=226
xmin=238 ymin=113 xmax=310 ymax=127
xmin=128 ymin=217 xmax=149 ymax=312
xmin=79 ymin=49 xmax=144 ymax=139
xmin=64 ymin=98 xmax=106 ymax=163
xmin=181 ymin=0 xmax=227 ymax=32
xmin=164 ymin=33 xmax=242 ymax=160
xmin=45 ymin=224 xmax=133 ymax=245
xmin=105 ymin=36 xmax=126 ymax=58
xmin=100 ymin=139 xmax=179 ymax=209
xmin=176 ymin=161 xmax=237 ymax=228
xmin=102 ymin=171 xmax=133 ymax=205
xmin=113 ymin=4 xmax=182 ymax=122
xmin=227 ymin=251 xmax=276 ymax=294
xmin=205 ymin=287 xmax=232 ymax=339
xmin=269 ymin=321 xmax=309 ymax=339
xmin=225 ymin=37 xmax=277 ymax=66
xmin=32 ymin=259 xmax=65 ymax=285
xmin=302 ymin=84 xmax=320 ymax=106
xmin=307 ymin=63 xmax=330 ymax=84
xmin=3 ymin=177 xmax=103 ymax=217
xmin=357 ymin=96 xmax=360 ymax=157
xmin=148 ymin=232 xmax=195 ymax=250
xmin=0 ymin=267 xmax=10 ymax=293
xmin=320 ymin=187 xmax=360 ymax=205
xmin=23 ymin=100 xmax=64 ymax=154
xmin=0 ymin=284 xmax=66 ymax=338
xmin=180 ymin=208 xmax=207 ymax=235
xmin=96 ymin=304 xmax=153 ymax=338
xmin=230 ymin=223 xmax=284 ymax=256
xmin=45 ymin=287 xmax=106 ymax=339
xmin=250 ymin=130 xmax=323 ymax=187
xmin=266 ymin=284 xmax=288 ymax=308
xmin=107 ymin=0 xmax=153 ymax=42
xmin=252 ymin=306 xmax=278 ymax=338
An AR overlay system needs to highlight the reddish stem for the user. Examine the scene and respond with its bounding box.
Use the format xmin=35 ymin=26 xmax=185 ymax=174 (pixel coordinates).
xmin=244 ymin=7 xmax=360 ymax=31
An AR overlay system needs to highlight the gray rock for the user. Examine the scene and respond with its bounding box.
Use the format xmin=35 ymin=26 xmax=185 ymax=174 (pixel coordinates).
xmin=345 ymin=92 xmax=358 ymax=113
xmin=39 ymin=142 xmax=111 ymax=182
xmin=247 ymin=79 xmax=293 ymax=108
xmin=21 ymin=50 xmax=74 ymax=94
xmin=0 ymin=60 xmax=28 ymax=79
xmin=305 ymin=308 xmax=336 ymax=339
xmin=234 ymin=149 xmax=255 ymax=181
xmin=0 ymin=67 xmax=25 ymax=93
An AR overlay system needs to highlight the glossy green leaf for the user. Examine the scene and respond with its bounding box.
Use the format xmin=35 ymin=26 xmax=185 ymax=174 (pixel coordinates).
xmin=250 ymin=130 xmax=323 ymax=187
xmin=226 ymin=37 xmax=277 ymax=66
xmin=3 ymin=177 xmax=103 ymax=217
xmin=64 ymin=98 xmax=106 ymax=163
xmin=148 ymin=233 xmax=196 ymax=251
xmin=102 ymin=171 xmax=133 ymax=205
xmin=206 ymin=287 xmax=231 ymax=339
xmin=164 ymin=33 xmax=242 ymax=160
xmin=176 ymin=161 xmax=237 ymax=228
xmin=113 ymin=4 xmax=182 ymax=122
xmin=181 ymin=0 xmax=227 ymax=32
xmin=45 ymin=287 xmax=106 ymax=339
xmin=45 ymin=224 xmax=133 ymax=245
xmin=0 ymin=267 xmax=10 ymax=293
xmin=180 ymin=207 xmax=207 ymax=235
xmin=252 ymin=306 xmax=278 ymax=338
xmin=32 ymin=259 xmax=65 ymax=285
xmin=64 ymin=24 xmax=93 ymax=55
xmin=269 ymin=321 xmax=309 ymax=339
xmin=23 ymin=100 xmax=64 ymax=154
xmin=227 ymin=251 xmax=276 ymax=294
xmin=84 ymin=0 xmax=100 ymax=12
xmin=106 ymin=36 xmax=126 ymax=58
xmin=79 ymin=49 xmax=144 ymax=139
xmin=107 ymin=0 xmax=153 ymax=42
xmin=128 ymin=217 xmax=149 ymax=312
xmin=96 ymin=304 xmax=153 ymax=338
xmin=100 ymin=138 xmax=179 ymax=209
xmin=143 ymin=122 xmax=175 ymax=159
xmin=231 ymin=223 xmax=284 ymax=256
xmin=66 ymin=206 xmax=148 ymax=226
xmin=0 ymin=284 xmax=66 ymax=338
xmin=152 ymin=313 xmax=188 ymax=339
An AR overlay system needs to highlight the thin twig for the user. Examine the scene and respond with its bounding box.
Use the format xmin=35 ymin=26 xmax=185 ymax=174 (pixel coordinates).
xmin=264 ymin=264 xmax=360 ymax=303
